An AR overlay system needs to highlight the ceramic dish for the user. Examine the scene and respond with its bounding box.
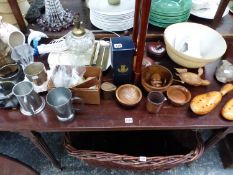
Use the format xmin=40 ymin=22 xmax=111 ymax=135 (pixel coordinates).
xmin=89 ymin=0 xmax=134 ymax=31
xmin=191 ymin=0 xmax=229 ymax=19
xmin=166 ymin=85 xmax=191 ymax=106
xmin=48 ymin=40 xmax=111 ymax=71
xmin=89 ymin=0 xmax=135 ymax=15
xmin=164 ymin=22 xmax=227 ymax=68
xmin=116 ymin=84 xmax=142 ymax=107
xmin=90 ymin=10 xmax=134 ymax=31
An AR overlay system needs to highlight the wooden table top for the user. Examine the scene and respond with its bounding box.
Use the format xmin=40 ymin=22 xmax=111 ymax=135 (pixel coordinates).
xmin=0 ymin=42 xmax=233 ymax=132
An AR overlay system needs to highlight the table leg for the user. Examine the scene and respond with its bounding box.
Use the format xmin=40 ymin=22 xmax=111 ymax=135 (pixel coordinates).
xmin=212 ymin=0 xmax=230 ymax=29
xmin=205 ymin=127 xmax=233 ymax=150
xmin=19 ymin=131 xmax=62 ymax=170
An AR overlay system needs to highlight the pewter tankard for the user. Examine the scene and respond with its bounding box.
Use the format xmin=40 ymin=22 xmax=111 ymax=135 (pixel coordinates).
xmin=46 ymin=87 xmax=83 ymax=122
xmin=13 ymin=81 xmax=45 ymax=116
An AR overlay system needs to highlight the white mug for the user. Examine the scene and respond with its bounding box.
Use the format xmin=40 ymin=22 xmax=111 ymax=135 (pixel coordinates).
xmin=0 ymin=16 xmax=25 ymax=48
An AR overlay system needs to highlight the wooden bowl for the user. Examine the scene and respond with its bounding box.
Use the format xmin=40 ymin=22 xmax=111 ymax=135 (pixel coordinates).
xmin=166 ymin=85 xmax=191 ymax=106
xmin=116 ymin=84 xmax=142 ymax=107
xmin=141 ymin=65 xmax=173 ymax=92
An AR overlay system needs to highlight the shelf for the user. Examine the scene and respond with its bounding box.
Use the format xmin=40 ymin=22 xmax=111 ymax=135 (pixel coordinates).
xmin=148 ymin=14 xmax=233 ymax=39
xmin=25 ymin=0 xmax=233 ymax=39
xmin=27 ymin=0 xmax=127 ymax=39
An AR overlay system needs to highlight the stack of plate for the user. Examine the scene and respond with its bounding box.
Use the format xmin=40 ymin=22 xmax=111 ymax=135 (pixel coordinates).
xmin=149 ymin=0 xmax=192 ymax=28
xmin=88 ymin=0 xmax=135 ymax=31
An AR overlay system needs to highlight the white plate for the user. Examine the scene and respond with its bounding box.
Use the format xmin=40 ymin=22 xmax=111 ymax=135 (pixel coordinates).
xmin=90 ymin=20 xmax=133 ymax=31
xmin=90 ymin=15 xmax=133 ymax=25
xmin=89 ymin=0 xmax=135 ymax=15
xmin=91 ymin=11 xmax=134 ymax=20
xmin=90 ymin=14 xmax=133 ymax=24
xmin=91 ymin=21 xmax=133 ymax=31
xmin=90 ymin=12 xmax=133 ymax=31
xmin=191 ymin=1 xmax=229 ymax=19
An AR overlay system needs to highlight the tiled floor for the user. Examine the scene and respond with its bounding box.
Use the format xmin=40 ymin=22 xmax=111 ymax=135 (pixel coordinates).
xmin=0 ymin=131 xmax=233 ymax=175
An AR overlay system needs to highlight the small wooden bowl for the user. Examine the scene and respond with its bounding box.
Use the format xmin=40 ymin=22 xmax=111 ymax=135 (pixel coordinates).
xmin=166 ymin=85 xmax=191 ymax=106
xmin=116 ymin=84 xmax=142 ymax=107
xmin=141 ymin=65 xmax=173 ymax=92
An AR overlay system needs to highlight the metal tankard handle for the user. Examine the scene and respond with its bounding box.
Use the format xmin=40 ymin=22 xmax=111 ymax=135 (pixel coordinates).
xmin=71 ymin=97 xmax=84 ymax=112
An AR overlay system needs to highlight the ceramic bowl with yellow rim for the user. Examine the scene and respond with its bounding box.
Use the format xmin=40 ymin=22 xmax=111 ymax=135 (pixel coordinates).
xmin=164 ymin=22 xmax=227 ymax=68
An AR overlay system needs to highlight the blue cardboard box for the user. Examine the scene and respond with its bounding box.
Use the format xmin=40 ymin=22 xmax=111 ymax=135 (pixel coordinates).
xmin=111 ymin=36 xmax=135 ymax=85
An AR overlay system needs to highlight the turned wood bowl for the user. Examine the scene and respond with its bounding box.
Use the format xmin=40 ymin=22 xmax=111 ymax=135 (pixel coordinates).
xmin=141 ymin=65 xmax=173 ymax=92
xmin=116 ymin=84 xmax=142 ymax=107
xmin=166 ymin=85 xmax=191 ymax=106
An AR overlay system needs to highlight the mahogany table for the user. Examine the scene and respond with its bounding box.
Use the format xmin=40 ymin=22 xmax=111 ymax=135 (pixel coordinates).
xmin=0 ymin=36 xmax=233 ymax=168
xmin=1 ymin=42 xmax=233 ymax=169
xmin=2 ymin=0 xmax=233 ymax=171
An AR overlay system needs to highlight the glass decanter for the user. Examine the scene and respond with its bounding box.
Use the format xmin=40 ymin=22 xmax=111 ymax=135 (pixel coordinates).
xmin=65 ymin=15 xmax=95 ymax=66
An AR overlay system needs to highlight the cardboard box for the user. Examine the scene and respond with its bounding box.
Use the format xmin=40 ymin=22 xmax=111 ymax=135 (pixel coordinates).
xmin=71 ymin=66 xmax=101 ymax=105
xmin=111 ymin=36 xmax=135 ymax=85
xmin=48 ymin=66 xmax=102 ymax=105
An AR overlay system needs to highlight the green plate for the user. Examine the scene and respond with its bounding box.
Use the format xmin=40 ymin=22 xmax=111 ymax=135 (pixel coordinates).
xmin=150 ymin=7 xmax=190 ymax=17
xmin=149 ymin=12 xmax=190 ymax=22
xmin=149 ymin=14 xmax=190 ymax=28
xmin=149 ymin=20 xmax=171 ymax=28
xmin=151 ymin=0 xmax=192 ymax=15
xmin=149 ymin=14 xmax=190 ymax=23
xmin=150 ymin=9 xmax=190 ymax=17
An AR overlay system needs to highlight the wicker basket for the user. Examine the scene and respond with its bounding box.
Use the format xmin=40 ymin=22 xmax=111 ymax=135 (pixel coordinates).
xmin=64 ymin=131 xmax=204 ymax=171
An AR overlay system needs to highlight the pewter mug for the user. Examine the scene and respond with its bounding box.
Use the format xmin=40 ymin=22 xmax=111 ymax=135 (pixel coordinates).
xmin=12 ymin=81 xmax=45 ymax=116
xmin=46 ymin=87 xmax=83 ymax=122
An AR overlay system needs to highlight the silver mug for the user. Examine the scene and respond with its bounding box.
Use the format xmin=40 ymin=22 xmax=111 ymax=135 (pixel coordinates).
xmin=46 ymin=87 xmax=83 ymax=122
xmin=12 ymin=81 xmax=45 ymax=116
